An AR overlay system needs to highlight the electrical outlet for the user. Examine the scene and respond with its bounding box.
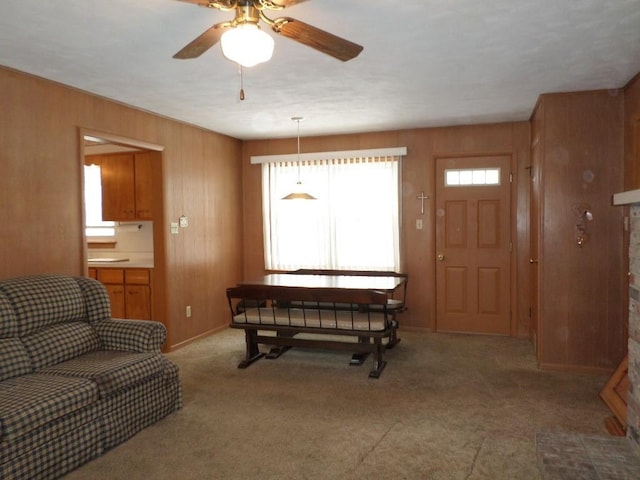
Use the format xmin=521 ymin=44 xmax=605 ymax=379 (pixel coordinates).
xmin=186 ymin=305 xmax=191 ymax=318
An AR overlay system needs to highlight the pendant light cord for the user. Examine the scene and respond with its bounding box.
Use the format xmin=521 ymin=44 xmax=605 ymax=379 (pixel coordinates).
xmin=296 ymin=117 xmax=301 ymax=181
xmin=292 ymin=116 xmax=303 ymax=182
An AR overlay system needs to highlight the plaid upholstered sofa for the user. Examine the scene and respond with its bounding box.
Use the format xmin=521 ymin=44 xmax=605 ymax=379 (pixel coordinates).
xmin=0 ymin=274 xmax=182 ymax=479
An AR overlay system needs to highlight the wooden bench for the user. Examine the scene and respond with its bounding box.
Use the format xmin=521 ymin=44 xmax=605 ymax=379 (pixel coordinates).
xmin=226 ymin=285 xmax=396 ymax=378
xmin=290 ymin=269 xmax=408 ymax=347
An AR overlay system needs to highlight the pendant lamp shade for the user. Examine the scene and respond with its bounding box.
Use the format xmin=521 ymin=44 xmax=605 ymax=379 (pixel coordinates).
xmin=282 ymin=182 xmax=317 ymax=200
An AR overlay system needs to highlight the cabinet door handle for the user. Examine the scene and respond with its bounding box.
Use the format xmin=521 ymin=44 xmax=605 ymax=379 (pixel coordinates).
xmin=529 ymin=258 xmax=539 ymax=264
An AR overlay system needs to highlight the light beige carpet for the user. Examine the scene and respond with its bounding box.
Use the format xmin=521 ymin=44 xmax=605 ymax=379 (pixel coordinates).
xmin=63 ymin=329 xmax=613 ymax=480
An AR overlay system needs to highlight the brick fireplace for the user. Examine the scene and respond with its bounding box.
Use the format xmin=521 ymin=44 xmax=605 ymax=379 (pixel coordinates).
xmin=614 ymin=191 xmax=640 ymax=454
xmin=627 ymin=204 xmax=640 ymax=450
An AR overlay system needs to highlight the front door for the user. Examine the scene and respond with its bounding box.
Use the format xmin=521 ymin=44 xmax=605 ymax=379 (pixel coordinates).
xmin=435 ymin=155 xmax=512 ymax=335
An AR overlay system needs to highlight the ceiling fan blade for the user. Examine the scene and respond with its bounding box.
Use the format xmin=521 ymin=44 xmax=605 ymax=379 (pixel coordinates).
xmin=173 ymin=23 xmax=231 ymax=59
xmin=273 ymin=18 xmax=363 ymax=62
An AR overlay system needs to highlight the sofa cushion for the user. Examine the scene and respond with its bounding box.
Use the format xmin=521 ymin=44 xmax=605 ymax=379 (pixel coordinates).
xmin=22 ymin=322 xmax=100 ymax=370
xmin=0 ymin=338 xmax=32 ymax=381
xmin=0 ymin=373 xmax=98 ymax=443
xmin=39 ymin=351 xmax=168 ymax=398
xmin=72 ymin=276 xmax=112 ymax=324
xmin=0 ymin=292 xmax=19 ymax=338
xmin=0 ymin=274 xmax=86 ymax=336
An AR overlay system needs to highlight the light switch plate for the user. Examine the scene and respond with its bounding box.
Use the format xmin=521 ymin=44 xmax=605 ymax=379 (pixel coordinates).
xmin=179 ymin=215 xmax=188 ymax=228
xmin=170 ymin=222 xmax=179 ymax=234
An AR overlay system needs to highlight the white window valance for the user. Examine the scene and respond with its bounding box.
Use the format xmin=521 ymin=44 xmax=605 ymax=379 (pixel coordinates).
xmin=251 ymin=147 xmax=407 ymax=164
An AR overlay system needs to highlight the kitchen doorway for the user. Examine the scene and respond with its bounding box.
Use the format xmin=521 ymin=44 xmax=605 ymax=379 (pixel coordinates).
xmin=79 ymin=129 xmax=166 ymax=322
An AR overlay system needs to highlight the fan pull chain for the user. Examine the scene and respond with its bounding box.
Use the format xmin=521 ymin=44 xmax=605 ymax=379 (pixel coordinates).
xmin=239 ymin=65 xmax=245 ymax=101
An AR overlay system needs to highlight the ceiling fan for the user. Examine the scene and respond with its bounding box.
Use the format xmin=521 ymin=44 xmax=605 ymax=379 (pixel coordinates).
xmin=173 ymin=0 xmax=363 ymax=66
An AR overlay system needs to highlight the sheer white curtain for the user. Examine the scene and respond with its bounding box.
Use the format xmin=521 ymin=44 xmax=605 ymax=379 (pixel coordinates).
xmin=262 ymin=156 xmax=400 ymax=271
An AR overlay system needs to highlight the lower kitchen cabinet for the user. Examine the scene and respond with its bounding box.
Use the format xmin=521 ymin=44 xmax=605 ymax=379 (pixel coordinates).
xmin=124 ymin=269 xmax=151 ymax=320
xmin=90 ymin=267 xmax=152 ymax=320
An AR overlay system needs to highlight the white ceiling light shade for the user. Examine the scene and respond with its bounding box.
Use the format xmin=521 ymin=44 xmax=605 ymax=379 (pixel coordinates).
xmin=220 ymin=24 xmax=274 ymax=68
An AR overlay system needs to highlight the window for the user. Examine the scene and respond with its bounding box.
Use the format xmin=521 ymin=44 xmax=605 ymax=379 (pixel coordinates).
xmin=84 ymin=164 xmax=115 ymax=238
xmin=445 ymin=168 xmax=500 ymax=186
xmin=262 ymin=155 xmax=401 ymax=271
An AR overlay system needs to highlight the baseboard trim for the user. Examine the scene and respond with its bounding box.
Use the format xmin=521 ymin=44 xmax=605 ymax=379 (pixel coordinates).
xmin=167 ymin=324 xmax=228 ymax=352
xmin=538 ymin=362 xmax=614 ymax=375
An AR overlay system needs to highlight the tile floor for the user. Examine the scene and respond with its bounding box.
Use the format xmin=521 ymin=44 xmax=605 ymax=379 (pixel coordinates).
xmin=536 ymin=432 xmax=640 ymax=479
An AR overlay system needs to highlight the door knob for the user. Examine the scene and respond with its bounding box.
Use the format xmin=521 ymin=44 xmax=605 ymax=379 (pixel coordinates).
xmin=437 ymin=254 xmax=445 ymax=261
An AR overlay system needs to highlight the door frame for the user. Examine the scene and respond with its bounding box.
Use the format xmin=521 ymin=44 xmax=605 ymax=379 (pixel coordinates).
xmin=79 ymin=128 xmax=165 ymax=270
xmin=78 ymin=128 xmax=167 ymax=340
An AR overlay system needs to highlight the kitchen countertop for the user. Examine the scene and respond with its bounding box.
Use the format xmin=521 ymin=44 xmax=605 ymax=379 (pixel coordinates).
xmin=87 ymin=254 xmax=154 ymax=268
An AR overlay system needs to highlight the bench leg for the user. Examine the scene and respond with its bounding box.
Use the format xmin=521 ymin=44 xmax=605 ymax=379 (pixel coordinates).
xmin=266 ymin=331 xmax=295 ymax=359
xmin=386 ymin=319 xmax=401 ymax=350
xmin=368 ymin=338 xmax=387 ymax=379
xmin=350 ymin=336 xmax=371 ymax=365
xmin=238 ymin=329 xmax=265 ymax=369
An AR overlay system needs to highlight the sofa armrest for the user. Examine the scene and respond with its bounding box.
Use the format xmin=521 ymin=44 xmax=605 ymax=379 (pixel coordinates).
xmin=93 ymin=319 xmax=167 ymax=353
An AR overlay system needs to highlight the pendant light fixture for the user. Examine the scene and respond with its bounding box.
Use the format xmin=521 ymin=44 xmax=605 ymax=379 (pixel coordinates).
xmin=282 ymin=117 xmax=316 ymax=200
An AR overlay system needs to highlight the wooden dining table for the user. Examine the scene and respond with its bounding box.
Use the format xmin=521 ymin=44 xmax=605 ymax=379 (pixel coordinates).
xmin=239 ymin=273 xmax=406 ymax=294
xmin=239 ymin=271 xmax=407 ymax=355
xmin=232 ymin=271 xmax=408 ymax=375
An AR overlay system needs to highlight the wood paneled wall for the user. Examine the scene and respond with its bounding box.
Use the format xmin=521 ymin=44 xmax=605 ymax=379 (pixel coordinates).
xmin=0 ymin=66 xmax=244 ymax=350
xmin=2 ymin=63 xmax=633 ymax=369
xmin=531 ymin=90 xmax=625 ymax=372
xmin=242 ymin=123 xmax=532 ymax=335
xmin=624 ymin=73 xmax=640 ymax=191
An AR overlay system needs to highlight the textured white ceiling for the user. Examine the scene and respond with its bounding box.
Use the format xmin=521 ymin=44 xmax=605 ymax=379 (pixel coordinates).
xmin=1 ymin=0 xmax=639 ymax=140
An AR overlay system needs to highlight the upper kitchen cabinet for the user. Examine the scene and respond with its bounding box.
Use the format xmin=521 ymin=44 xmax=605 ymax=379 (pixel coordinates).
xmin=132 ymin=152 xmax=153 ymax=220
xmin=87 ymin=152 xmax=153 ymax=221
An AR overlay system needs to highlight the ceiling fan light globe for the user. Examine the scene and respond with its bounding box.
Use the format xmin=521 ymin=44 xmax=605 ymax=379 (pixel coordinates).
xmin=221 ymin=24 xmax=274 ymax=67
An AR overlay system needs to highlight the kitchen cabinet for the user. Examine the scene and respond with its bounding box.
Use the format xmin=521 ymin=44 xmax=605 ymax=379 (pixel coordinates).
xmin=86 ymin=152 xmax=153 ymax=221
xmin=124 ymin=268 xmax=152 ymax=320
xmin=96 ymin=268 xmax=126 ymax=318
xmin=132 ymin=152 xmax=153 ymax=220
xmin=93 ymin=267 xmax=152 ymax=320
